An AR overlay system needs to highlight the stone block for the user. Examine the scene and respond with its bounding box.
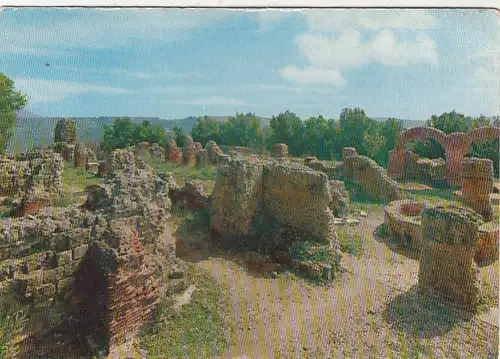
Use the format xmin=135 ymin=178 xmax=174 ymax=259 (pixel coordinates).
xmin=72 ymin=244 xmax=89 ymax=260
xmin=56 ymin=250 xmax=73 ymax=266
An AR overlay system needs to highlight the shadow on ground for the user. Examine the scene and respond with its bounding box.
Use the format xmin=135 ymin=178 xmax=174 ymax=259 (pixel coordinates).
xmin=372 ymin=224 xmax=421 ymax=261
xmin=382 ymin=284 xmax=472 ymax=340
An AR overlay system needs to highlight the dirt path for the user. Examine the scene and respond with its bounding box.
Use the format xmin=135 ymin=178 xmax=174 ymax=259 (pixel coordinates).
xmin=178 ymin=214 xmax=499 ymax=359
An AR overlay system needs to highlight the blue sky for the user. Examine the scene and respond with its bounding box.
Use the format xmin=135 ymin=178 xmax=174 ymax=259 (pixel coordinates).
xmin=0 ymin=8 xmax=499 ymax=121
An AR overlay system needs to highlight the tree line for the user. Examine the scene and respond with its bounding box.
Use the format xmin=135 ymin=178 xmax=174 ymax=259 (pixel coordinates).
xmin=1 ymin=73 xmax=498 ymax=177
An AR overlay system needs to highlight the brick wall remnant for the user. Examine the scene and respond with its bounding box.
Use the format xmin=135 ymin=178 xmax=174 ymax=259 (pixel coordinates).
xmin=0 ymin=157 xmax=29 ymax=196
xmin=165 ymin=139 xmax=183 ymax=165
xmin=418 ymin=204 xmax=484 ymax=310
xmin=342 ymin=147 xmax=402 ymax=202
xmin=271 ymin=143 xmax=288 ymax=158
xmin=461 ymin=157 xmax=494 ymax=221
xmin=54 ymin=118 xmax=77 ymax=145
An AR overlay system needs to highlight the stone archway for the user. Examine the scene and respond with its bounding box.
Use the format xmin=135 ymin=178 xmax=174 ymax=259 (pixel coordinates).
xmin=388 ymin=126 xmax=500 ymax=186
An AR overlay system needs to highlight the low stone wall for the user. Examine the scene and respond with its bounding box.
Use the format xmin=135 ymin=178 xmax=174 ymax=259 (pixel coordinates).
xmin=304 ymin=158 xmax=343 ymax=181
xmin=0 ymin=157 xmax=28 ymax=197
xmin=383 ymin=199 xmax=498 ymax=263
xmin=384 ymin=200 xmax=426 ymax=250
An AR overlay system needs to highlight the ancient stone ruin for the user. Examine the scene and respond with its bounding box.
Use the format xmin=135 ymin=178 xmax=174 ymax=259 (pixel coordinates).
xmin=418 ymin=204 xmax=484 ymax=310
xmin=388 ymin=126 xmax=500 ymax=186
xmin=383 ymin=198 xmax=499 ymax=263
xmin=52 ymin=118 xmax=78 ymax=163
xmin=461 ymin=157 xmax=494 ymax=222
xmin=0 ymin=156 xmax=29 ymax=197
xmin=73 ymin=142 xmax=88 ymax=169
xmin=165 ymin=139 xmax=183 ymax=165
xmin=403 ymin=151 xmax=446 ymax=186
xmin=271 ymin=143 xmax=288 ymax=158
xmin=53 ymin=118 xmax=77 ymax=145
xmin=0 ymin=148 xmax=183 ymax=357
xmin=304 ymin=157 xmax=343 ymax=181
xmin=195 ymin=148 xmax=208 ymax=168
xmin=342 ymin=147 xmax=402 ymax=203
xmin=205 ymin=140 xmax=224 ymax=166
xmin=182 ymin=135 xmax=196 ymax=167
xmin=210 ymin=156 xmax=342 ymax=279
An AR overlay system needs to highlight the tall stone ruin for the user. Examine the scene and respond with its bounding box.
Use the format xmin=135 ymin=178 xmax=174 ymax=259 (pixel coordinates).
xmin=418 ymin=204 xmax=484 ymax=311
xmin=182 ymin=135 xmax=196 ymax=166
xmin=461 ymin=157 xmax=494 ymax=221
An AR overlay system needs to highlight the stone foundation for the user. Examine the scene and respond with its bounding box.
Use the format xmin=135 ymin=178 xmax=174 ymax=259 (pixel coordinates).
xmin=384 ymin=200 xmax=426 ymax=250
xmin=271 ymin=143 xmax=288 ymax=158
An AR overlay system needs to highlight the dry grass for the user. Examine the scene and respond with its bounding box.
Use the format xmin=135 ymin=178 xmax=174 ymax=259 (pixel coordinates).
xmin=166 ymin=202 xmax=499 ymax=359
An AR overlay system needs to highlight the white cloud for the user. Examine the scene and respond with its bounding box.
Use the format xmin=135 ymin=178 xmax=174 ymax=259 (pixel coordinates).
xmin=282 ymin=10 xmax=438 ymax=85
xmin=13 ymin=77 xmax=133 ymax=103
xmin=186 ymin=96 xmax=248 ymax=106
xmin=280 ymin=66 xmax=345 ymax=86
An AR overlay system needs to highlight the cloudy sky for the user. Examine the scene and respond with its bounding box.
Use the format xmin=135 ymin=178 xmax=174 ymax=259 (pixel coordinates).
xmin=0 ymin=8 xmax=499 ymax=120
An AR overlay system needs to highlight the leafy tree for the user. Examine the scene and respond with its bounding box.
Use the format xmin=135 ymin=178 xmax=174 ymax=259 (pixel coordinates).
xmin=373 ymin=118 xmax=403 ymax=166
xmin=338 ymin=108 xmax=373 ymax=156
xmin=304 ymin=115 xmax=329 ymax=158
xmin=220 ymin=113 xmax=265 ymax=148
xmin=0 ymin=73 xmax=27 ymax=154
xmin=269 ymin=111 xmax=305 ymax=156
xmin=172 ymin=125 xmax=186 ymax=148
xmin=191 ymin=116 xmax=221 ymax=145
xmin=101 ymin=117 xmax=136 ymax=152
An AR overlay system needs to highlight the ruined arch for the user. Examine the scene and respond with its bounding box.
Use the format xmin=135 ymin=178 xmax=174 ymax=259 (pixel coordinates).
xmin=388 ymin=126 xmax=500 ymax=186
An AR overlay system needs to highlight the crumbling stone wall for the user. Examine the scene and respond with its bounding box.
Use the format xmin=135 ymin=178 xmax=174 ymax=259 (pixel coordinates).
xmin=0 ymin=157 xmax=29 ymax=197
xmin=1 ymin=148 xmax=179 ymax=357
xmin=19 ymin=151 xmax=64 ymax=216
xmin=165 ymin=139 xmax=183 ymax=165
xmin=418 ymin=204 xmax=484 ymax=310
xmin=54 ymin=118 xmax=77 ymax=145
xmin=461 ymin=157 xmax=494 ymax=221
xmin=342 ymin=147 xmax=402 ymax=202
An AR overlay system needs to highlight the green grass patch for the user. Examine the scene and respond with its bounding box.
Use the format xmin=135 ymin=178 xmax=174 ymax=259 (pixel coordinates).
xmin=289 ymin=241 xmax=337 ymax=264
xmin=62 ymin=164 xmax=102 ymax=188
xmin=141 ymin=267 xmax=232 ymax=359
xmin=171 ymin=205 xmax=210 ymax=237
xmin=337 ymin=227 xmax=363 ymax=256
xmin=154 ymin=162 xmax=217 ymax=187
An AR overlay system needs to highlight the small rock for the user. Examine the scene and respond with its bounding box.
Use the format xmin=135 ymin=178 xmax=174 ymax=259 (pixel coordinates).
xmin=270 ymin=271 xmax=278 ymax=278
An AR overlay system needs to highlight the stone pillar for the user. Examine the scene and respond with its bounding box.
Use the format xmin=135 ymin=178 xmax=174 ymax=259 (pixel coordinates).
xmin=165 ymin=140 xmax=183 ymax=165
xmin=461 ymin=157 xmax=494 ymax=221
xmin=74 ymin=142 xmax=88 ymax=169
xmin=182 ymin=136 xmax=196 ymax=166
xmin=195 ymin=149 xmax=208 ymax=168
xmin=418 ymin=204 xmax=483 ymax=311
xmin=271 ymin=143 xmax=288 ymax=158
xmin=387 ymin=149 xmax=405 ymax=180
xmin=445 ymin=150 xmax=464 ymax=187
